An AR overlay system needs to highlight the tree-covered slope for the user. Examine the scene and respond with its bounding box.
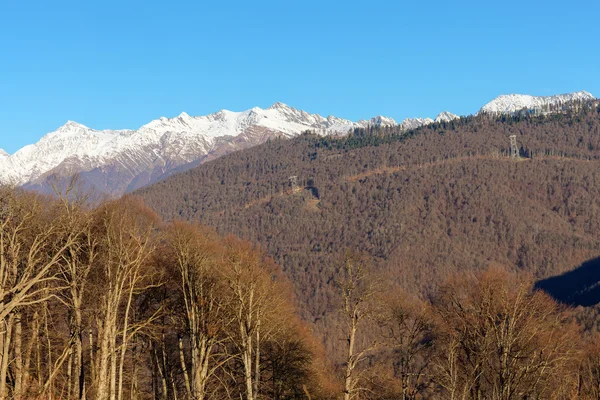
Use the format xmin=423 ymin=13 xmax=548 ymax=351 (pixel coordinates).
xmin=137 ymin=102 xmax=600 ymax=327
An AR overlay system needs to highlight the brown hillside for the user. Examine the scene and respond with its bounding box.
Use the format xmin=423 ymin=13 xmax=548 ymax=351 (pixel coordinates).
xmin=137 ymin=103 xmax=600 ymax=341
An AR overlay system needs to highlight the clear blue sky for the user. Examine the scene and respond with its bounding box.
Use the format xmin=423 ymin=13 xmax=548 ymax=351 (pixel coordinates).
xmin=1 ymin=0 xmax=598 ymax=153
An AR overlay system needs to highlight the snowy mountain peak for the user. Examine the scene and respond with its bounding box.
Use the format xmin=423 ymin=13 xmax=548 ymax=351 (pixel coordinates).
xmin=0 ymin=103 xmax=397 ymax=191
xmin=268 ymin=102 xmax=292 ymax=111
xmin=60 ymin=120 xmax=89 ymax=131
xmin=435 ymin=111 xmax=459 ymax=123
xmin=2 ymin=91 xmax=592 ymax=196
xmin=358 ymin=116 xmax=398 ymax=127
xmin=479 ymin=91 xmax=595 ymax=114
xmin=399 ymin=117 xmax=434 ymax=131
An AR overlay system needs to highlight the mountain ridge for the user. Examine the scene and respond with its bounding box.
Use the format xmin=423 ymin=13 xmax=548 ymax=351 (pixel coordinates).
xmin=135 ymin=104 xmax=600 ymax=331
xmin=479 ymin=90 xmax=594 ymax=114
xmin=1 ymin=91 xmax=595 ymax=195
xmin=0 ymin=102 xmax=452 ymax=195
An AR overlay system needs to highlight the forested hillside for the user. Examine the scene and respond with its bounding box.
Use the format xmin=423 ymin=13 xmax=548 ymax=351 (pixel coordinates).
xmin=4 ymin=101 xmax=600 ymax=399
xmin=138 ymin=101 xmax=600 ymax=330
xmin=2 ymin=186 xmax=599 ymax=399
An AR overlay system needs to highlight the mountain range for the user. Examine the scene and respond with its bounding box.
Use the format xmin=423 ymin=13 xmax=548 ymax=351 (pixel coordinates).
xmin=135 ymin=101 xmax=600 ymax=334
xmin=479 ymin=90 xmax=594 ymax=114
xmin=0 ymin=91 xmax=594 ymax=196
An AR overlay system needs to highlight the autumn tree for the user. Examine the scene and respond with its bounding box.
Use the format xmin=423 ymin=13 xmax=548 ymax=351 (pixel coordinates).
xmin=51 ymin=176 xmax=98 ymax=400
xmin=163 ymin=221 xmax=231 ymax=400
xmin=0 ymin=187 xmax=81 ymax=398
xmin=577 ymin=333 xmax=600 ymax=399
xmin=377 ymin=291 xmax=433 ymax=400
xmin=431 ymin=268 xmax=580 ymax=400
xmin=0 ymin=185 xmax=341 ymax=400
xmin=222 ymin=237 xmax=289 ymax=400
xmin=90 ymin=197 xmax=161 ymax=400
xmin=336 ymin=253 xmax=378 ymax=400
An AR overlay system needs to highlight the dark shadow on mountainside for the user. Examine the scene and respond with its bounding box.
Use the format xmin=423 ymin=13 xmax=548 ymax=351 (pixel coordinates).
xmin=536 ymin=257 xmax=600 ymax=307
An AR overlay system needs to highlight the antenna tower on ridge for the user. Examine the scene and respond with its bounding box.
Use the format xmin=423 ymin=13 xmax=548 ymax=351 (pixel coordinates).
xmin=509 ymin=135 xmax=519 ymax=159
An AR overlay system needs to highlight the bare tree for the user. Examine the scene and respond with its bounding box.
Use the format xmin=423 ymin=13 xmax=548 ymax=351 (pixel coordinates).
xmin=336 ymin=253 xmax=378 ymax=400
xmin=578 ymin=334 xmax=600 ymax=398
xmin=92 ymin=198 xmax=161 ymax=400
xmin=165 ymin=221 xmax=231 ymax=400
xmin=431 ymin=268 xmax=580 ymax=400
xmin=379 ymin=292 xmax=433 ymax=400
xmin=50 ymin=176 xmax=97 ymax=400
xmin=0 ymin=187 xmax=79 ymax=398
xmin=222 ymin=237 xmax=287 ymax=400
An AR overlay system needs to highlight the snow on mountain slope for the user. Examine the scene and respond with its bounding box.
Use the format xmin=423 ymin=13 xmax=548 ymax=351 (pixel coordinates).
xmin=435 ymin=111 xmax=459 ymax=123
xmin=0 ymin=122 xmax=137 ymax=185
xmin=399 ymin=117 xmax=434 ymax=131
xmin=2 ymin=91 xmax=592 ymax=196
xmin=0 ymin=103 xmax=394 ymax=194
xmin=358 ymin=116 xmax=398 ymax=127
xmin=139 ymin=103 xmax=363 ymax=139
xmin=479 ymin=91 xmax=595 ymax=114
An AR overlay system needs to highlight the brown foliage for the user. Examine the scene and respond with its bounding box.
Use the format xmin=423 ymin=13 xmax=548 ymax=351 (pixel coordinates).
xmin=137 ymin=105 xmax=600 ymax=354
xmin=431 ymin=268 xmax=580 ymax=399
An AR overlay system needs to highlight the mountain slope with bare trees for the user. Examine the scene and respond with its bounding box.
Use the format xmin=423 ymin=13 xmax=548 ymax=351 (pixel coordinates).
xmin=4 ymin=100 xmax=600 ymax=398
xmin=137 ymin=100 xmax=600 ymax=329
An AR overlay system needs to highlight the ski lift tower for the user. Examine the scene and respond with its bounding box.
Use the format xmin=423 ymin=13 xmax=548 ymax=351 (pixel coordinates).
xmin=288 ymin=176 xmax=299 ymax=192
xmin=509 ymin=135 xmax=519 ymax=159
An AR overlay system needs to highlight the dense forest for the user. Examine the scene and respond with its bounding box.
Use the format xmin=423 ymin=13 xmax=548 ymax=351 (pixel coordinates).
xmin=5 ymin=100 xmax=600 ymax=399
xmin=137 ymin=101 xmax=600 ymax=332
xmin=4 ymin=184 xmax=600 ymax=399
xmin=0 ymin=186 xmax=337 ymax=399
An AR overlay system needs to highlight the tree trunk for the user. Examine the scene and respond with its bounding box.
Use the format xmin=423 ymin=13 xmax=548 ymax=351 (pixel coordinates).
xmin=0 ymin=314 xmax=14 ymax=400
xmin=130 ymin=335 xmax=138 ymax=400
xmin=117 ymin=281 xmax=136 ymax=400
xmin=96 ymin=310 xmax=112 ymax=400
xmin=67 ymin=348 xmax=73 ymax=400
xmin=343 ymin=320 xmax=357 ymax=400
xmin=253 ymin=326 xmax=260 ymax=399
xmin=13 ymin=312 xmax=23 ymax=399
xmin=89 ymin=327 xmax=96 ymax=386
xmin=72 ymin=297 xmax=85 ymax=400
xmin=110 ymin=323 xmax=118 ymax=400
xmin=153 ymin=346 xmax=168 ymax=399
xmin=23 ymin=311 xmax=39 ymax=396
xmin=178 ymin=337 xmax=192 ymax=399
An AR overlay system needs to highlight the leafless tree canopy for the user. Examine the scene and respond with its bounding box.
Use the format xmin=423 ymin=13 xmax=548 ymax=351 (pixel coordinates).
xmin=0 ymin=185 xmax=596 ymax=399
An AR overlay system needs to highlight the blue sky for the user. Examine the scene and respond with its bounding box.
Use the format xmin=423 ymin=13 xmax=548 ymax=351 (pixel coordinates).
xmin=1 ymin=0 xmax=598 ymax=153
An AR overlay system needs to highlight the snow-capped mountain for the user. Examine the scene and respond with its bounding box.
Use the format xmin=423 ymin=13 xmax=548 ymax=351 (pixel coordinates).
xmin=400 ymin=117 xmax=434 ymax=131
xmin=0 ymin=103 xmax=405 ymax=196
xmin=435 ymin=111 xmax=459 ymax=123
xmin=358 ymin=116 xmax=398 ymax=127
xmin=479 ymin=91 xmax=595 ymax=114
xmin=397 ymin=112 xmax=459 ymax=130
xmin=1 ymin=90 xmax=592 ymax=197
